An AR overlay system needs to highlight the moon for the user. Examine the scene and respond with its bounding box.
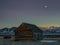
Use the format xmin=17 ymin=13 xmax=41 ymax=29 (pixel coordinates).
xmin=44 ymin=5 xmax=48 ymax=8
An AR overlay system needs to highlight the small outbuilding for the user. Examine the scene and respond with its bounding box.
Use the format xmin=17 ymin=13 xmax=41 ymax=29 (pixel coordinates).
xmin=14 ymin=23 xmax=43 ymax=41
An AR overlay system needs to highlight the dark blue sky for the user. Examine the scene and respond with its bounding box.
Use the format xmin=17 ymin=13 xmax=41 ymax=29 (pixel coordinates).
xmin=0 ymin=0 xmax=60 ymax=28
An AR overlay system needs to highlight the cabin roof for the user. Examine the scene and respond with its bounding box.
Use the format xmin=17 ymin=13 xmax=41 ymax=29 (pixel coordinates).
xmin=20 ymin=23 xmax=42 ymax=32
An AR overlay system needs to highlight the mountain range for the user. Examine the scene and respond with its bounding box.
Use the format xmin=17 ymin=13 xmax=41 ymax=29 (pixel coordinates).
xmin=43 ymin=27 xmax=60 ymax=35
xmin=0 ymin=27 xmax=17 ymax=36
xmin=0 ymin=27 xmax=60 ymax=36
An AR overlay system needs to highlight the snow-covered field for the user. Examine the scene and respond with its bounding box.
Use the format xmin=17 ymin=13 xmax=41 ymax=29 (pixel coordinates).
xmin=0 ymin=37 xmax=60 ymax=45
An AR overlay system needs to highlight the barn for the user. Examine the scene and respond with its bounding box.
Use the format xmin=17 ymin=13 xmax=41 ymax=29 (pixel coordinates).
xmin=14 ymin=23 xmax=43 ymax=41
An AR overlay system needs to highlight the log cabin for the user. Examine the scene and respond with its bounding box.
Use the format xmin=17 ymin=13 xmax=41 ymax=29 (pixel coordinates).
xmin=14 ymin=23 xmax=43 ymax=41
